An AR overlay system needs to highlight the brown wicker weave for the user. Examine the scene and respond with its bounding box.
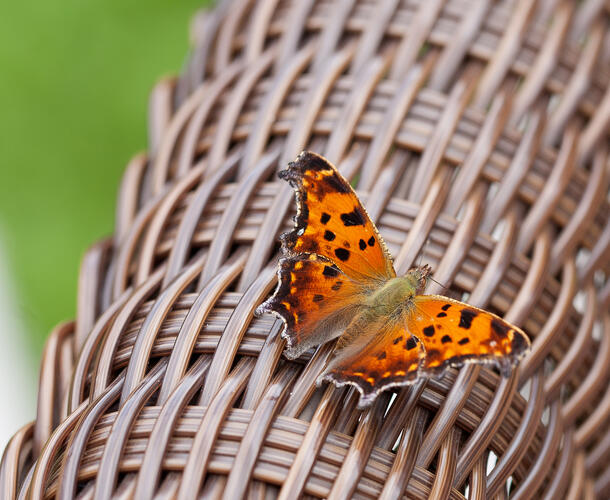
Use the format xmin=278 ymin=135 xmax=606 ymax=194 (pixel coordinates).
xmin=2 ymin=0 xmax=609 ymax=498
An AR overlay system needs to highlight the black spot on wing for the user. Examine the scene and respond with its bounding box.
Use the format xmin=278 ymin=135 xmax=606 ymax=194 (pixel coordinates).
xmin=359 ymin=239 xmax=367 ymax=250
xmin=325 ymin=172 xmax=351 ymax=194
xmin=368 ymin=236 xmax=375 ymax=246
xmin=323 ymin=265 xmax=340 ymax=278
xmin=441 ymin=304 xmax=452 ymax=311
xmin=405 ymin=337 xmax=418 ymax=350
xmin=313 ymin=294 xmax=324 ymax=302
xmin=510 ymin=329 xmax=529 ymax=354
xmin=458 ymin=337 xmax=470 ymax=345
xmin=423 ymin=325 xmax=435 ymax=337
xmin=331 ymin=281 xmax=343 ymax=291
xmin=459 ymin=309 xmax=478 ymax=329
xmin=341 ymin=208 xmax=366 ymax=226
xmin=334 ymin=248 xmax=350 ymax=261
xmin=320 ymin=212 xmax=331 ymax=224
xmin=441 ymin=335 xmax=452 ymax=344
xmin=377 ymin=351 xmax=387 ymax=360
xmin=437 ymin=312 xmax=447 ymax=317
xmin=393 ymin=336 xmax=403 ymax=345
xmin=491 ymin=318 xmax=510 ymax=338
xmin=324 ymin=230 xmax=336 ymax=241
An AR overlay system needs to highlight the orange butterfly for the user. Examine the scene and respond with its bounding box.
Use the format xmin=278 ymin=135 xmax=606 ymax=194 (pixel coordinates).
xmin=257 ymin=151 xmax=530 ymax=407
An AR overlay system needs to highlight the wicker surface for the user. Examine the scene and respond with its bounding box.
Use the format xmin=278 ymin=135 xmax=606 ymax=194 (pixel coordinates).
xmin=2 ymin=0 xmax=610 ymax=498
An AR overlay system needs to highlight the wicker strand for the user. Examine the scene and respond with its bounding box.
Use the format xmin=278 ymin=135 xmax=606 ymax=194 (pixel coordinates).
xmin=1 ymin=0 xmax=609 ymax=498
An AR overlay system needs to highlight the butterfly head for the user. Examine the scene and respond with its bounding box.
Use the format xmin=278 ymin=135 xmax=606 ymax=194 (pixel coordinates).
xmin=406 ymin=264 xmax=432 ymax=295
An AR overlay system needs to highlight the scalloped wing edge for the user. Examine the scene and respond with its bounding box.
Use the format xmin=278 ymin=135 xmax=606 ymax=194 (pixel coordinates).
xmin=318 ymin=347 xmax=529 ymax=409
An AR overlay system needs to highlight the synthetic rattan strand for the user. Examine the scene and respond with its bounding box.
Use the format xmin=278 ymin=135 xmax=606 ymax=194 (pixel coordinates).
xmin=1 ymin=0 xmax=609 ymax=498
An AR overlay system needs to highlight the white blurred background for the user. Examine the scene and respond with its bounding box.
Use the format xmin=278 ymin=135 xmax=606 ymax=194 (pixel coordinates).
xmin=0 ymin=235 xmax=36 ymax=452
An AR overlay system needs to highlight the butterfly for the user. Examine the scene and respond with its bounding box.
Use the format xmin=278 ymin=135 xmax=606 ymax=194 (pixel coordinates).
xmin=257 ymin=151 xmax=530 ymax=408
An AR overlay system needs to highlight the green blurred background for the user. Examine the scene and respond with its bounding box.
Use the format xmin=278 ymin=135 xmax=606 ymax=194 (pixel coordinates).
xmin=0 ymin=0 xmax=211 ymax=362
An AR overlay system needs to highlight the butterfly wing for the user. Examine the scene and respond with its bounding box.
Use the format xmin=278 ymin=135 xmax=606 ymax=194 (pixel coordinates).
xmin=318 ymin=294 xmax=530 ymax=407
xmin=408 ymin=295 xmax=530 ymax=376
xmin=256 ymin=254 xmax=365 ymax=359
xmin=279 ymin=151 xmax=395 ymax=282
xmin=319 ymin=313 xmax=424 ymax=408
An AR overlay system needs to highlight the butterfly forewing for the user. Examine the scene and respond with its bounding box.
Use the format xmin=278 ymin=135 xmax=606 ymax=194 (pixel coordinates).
xmin=279 ymin=151 xmax=395 ymax=282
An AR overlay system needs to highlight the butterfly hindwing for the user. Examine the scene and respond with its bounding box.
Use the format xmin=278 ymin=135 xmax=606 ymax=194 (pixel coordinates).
xmin=409 ymin=295 xmax=531 ymax=376
xmin=256 ymin=254 xmax=364 ymax=359
xmin=279 ymin=151 xmax=395 ymax=282
xmin=319 ymin=313 xmax=424 ymax=408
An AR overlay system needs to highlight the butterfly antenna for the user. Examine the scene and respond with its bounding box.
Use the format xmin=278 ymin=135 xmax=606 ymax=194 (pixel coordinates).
xmin=428 ymin=276 xmax=451 ymax=294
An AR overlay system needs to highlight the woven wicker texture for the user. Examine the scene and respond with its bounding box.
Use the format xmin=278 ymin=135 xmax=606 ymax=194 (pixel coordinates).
xmin=2 ymin=0 xmax=610 ymax=498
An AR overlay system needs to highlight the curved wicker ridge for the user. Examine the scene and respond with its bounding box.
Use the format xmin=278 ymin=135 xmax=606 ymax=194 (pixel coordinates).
xmin=2 ymin=0 xmax=609 ymax=498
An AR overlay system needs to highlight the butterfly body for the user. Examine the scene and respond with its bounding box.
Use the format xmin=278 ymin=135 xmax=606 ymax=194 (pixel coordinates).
xmin=258 ymin=151 xmax=530 ymax=408
xmin=358 ymin=271 xmax=422 ymax=318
